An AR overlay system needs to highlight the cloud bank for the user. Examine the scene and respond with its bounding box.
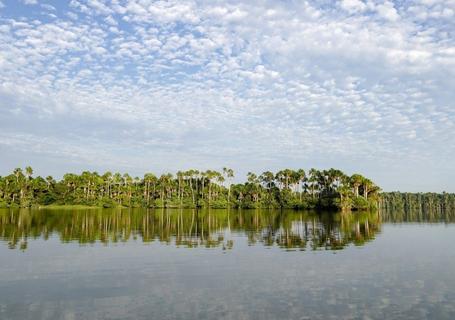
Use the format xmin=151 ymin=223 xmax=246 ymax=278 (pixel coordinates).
xmin=0 ymin=0 xmax=454 ymax=191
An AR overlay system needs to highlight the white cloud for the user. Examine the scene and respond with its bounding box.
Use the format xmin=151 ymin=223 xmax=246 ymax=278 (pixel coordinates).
xmin=375 ymin=1 xmax=400 ymax=21
xmin=442 ymin=8 xmax=454 ymax=17
xmin=104 ymin=15 xmax=117 ymax=26
xmin=86 ymin=0 xmax=113 ymax=15
xmin=0 ymin=0 xmax=454 ymax=190
xmin=408 ymin=0 xmax=455 ymax=21
xmin=21 ymin=0 xmax=37 ymax=5
xmin=340 ymin=0 xmax=367 ymax=14
xmin=41 ymin=4 xmax=56 ymax=11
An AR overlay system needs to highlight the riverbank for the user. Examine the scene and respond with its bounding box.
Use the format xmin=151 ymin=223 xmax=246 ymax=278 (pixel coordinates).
xmin=37 ymin=204 xmax=102 ymax=210
xmin=1 ymin=203 xmax=374 ymax=212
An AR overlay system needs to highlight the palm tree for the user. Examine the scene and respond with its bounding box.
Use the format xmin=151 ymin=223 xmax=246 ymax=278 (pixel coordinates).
xmin=13 ymin=168 xmax=23 ymax=184
xmin=184 ymin=170 xmax=196 ymax=207
xmin=260 ymin=171 xmax=274 ymax=189
xmin=362 ymin=178 xmax=373 ymax=200
xmin=247 ymin=172 xmax=260 ymax=203
xmin=296 ymin=169 xmax=306 ymax=201
xmin=12 ymin=168 xmax=26 ymax=201
xmin=308 ymin=168 xmax=319 ymax=199
xmin=176 ymin=171 xmax=184 ymax=204
xmin=222 ymin=167 xmax=234 ymax=205
xmin=102 ymin=172 xmax=113 ymax=198
xmin=113 ymin=173 xmax=123 ymax=204
xmin=45 ymin=176 xmax=55 ymax=190
xmin=144 ymin=173 xmax=157 ymax=207
xmin=158 ymin=174 xmax=173 ymax=206
xmin=122 ymin=173 xmax=133 ymax=205
xmin=25 ymin=166 xmax=33 ymax=180
xmin=216 ymin=173 xmax=225 ymax=201
xmin=350 ymin=174 xmax=364 ymax=197
xmin=205 ymin=170 xmax=220 ymax=205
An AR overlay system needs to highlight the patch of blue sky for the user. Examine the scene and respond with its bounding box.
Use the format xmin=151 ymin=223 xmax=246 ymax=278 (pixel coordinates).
xmin=0 ymin=0 xmax=453 ymax=191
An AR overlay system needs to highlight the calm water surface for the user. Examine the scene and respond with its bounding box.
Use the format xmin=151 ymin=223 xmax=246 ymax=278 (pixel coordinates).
xmin=0 ymin=208 xmax=454 ymax=320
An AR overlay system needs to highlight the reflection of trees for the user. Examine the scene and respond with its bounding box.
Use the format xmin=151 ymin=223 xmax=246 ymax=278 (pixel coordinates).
xmin=380 ymin=207 xmax=455 ymax=223
xmin=248 ymin=211 xmax=381 ymax=250
xmin=0 ymin=209 xmax=382 ymax=251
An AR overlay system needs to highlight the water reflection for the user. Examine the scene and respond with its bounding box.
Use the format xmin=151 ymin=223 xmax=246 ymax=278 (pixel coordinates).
xmin=381 ymin=208 xmax=455 ymax=223
xmin=2 ymin=208 xmax=455 ymax=320
xmin=0 ymin=208 xmax=384 ymax=251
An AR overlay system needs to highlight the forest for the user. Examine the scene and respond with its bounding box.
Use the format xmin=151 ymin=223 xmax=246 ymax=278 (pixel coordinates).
xmin=0 ymin=167 xmax=381 ymax=210
xmin=381 ymin=192 xmax=455 ymax=217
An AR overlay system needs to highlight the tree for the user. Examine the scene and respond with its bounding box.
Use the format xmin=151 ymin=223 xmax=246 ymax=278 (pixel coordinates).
xmin=144 ymin=173 xmax=157 ymax=207
xmin=0 ymin=167 xmax=388 ymax=211
xmin=295 ymin=169 xmax=306 ymax=201
xmin=223 ymin=167 xmax=234 ymax=205
xmin=308 ymin=168 xmax=319 ymax=199
xmin=350 ymin=174 xmax=364 ymax=197
xmin=362 ymin=178 xmax=373 ymax=200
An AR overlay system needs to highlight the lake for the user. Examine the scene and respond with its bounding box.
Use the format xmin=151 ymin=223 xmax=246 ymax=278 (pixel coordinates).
xmin=0 ymin=208 xmax=454 ymax=320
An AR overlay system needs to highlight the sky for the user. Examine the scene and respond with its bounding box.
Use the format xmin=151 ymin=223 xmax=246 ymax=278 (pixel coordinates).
xmin=0 ymin=0 xmax=454 ymax=192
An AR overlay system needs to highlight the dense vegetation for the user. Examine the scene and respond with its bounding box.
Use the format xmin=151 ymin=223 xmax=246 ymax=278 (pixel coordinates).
xmin=0 ymin=167 xmax=380 ymax=210
xmin=381 ymin=192 xmax=455 ymax=220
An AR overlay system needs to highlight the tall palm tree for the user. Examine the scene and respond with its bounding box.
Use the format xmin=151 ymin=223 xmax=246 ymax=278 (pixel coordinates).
xmin=350 ymin=174 xmax=364 ymax=197
xmin=222 ymin=167 xmax=234 ymax=205
xmin=102 ymin=172 xmax=113 ymax=198
xmin=296 ymin=169 xmax=306 ymax=201
xmin=13 ymin=168 xmax=23 ymax=184
xmin=45 ymin=176 xmax=55 ymax=191
xmin=362 ymin=178 xmax=373 ymax=200
xmin=144 ymin=173 xmax=157 ymax=207
xmin=308 ymin=168 xmax=319 ymax=199
xmin=247 ymin=172 xmax=260 ymax=203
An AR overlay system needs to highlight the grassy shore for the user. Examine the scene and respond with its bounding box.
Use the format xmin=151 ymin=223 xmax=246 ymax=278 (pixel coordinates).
xmin=37 ymin=204 xmax=102 ymax=210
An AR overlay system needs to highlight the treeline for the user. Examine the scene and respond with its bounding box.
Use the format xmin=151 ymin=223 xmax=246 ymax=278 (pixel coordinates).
xmin=381 ymin=192 xmax=455 ymax=218
xmin=0 ymin=167 xmax=380 ymax=210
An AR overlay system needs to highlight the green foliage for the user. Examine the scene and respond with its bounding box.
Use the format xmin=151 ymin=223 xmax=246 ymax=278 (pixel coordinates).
xmin=381 ymin=192 xmax=455 ymax=215
xmin=0 ymin=167 xmax=387 ymax=211
xmin=98 ymin=197 xmax=116 ymax=208
xmin=352 ymin=197 xmax=370 ymax=210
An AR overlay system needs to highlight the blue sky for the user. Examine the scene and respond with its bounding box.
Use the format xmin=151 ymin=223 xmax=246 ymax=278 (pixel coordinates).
xmin=0 ymin=0 xmax=454 ymax=191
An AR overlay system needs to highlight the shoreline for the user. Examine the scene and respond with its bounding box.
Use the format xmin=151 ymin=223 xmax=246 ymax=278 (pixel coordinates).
xmin=1 ymin=204 xmax=374 ymax=212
